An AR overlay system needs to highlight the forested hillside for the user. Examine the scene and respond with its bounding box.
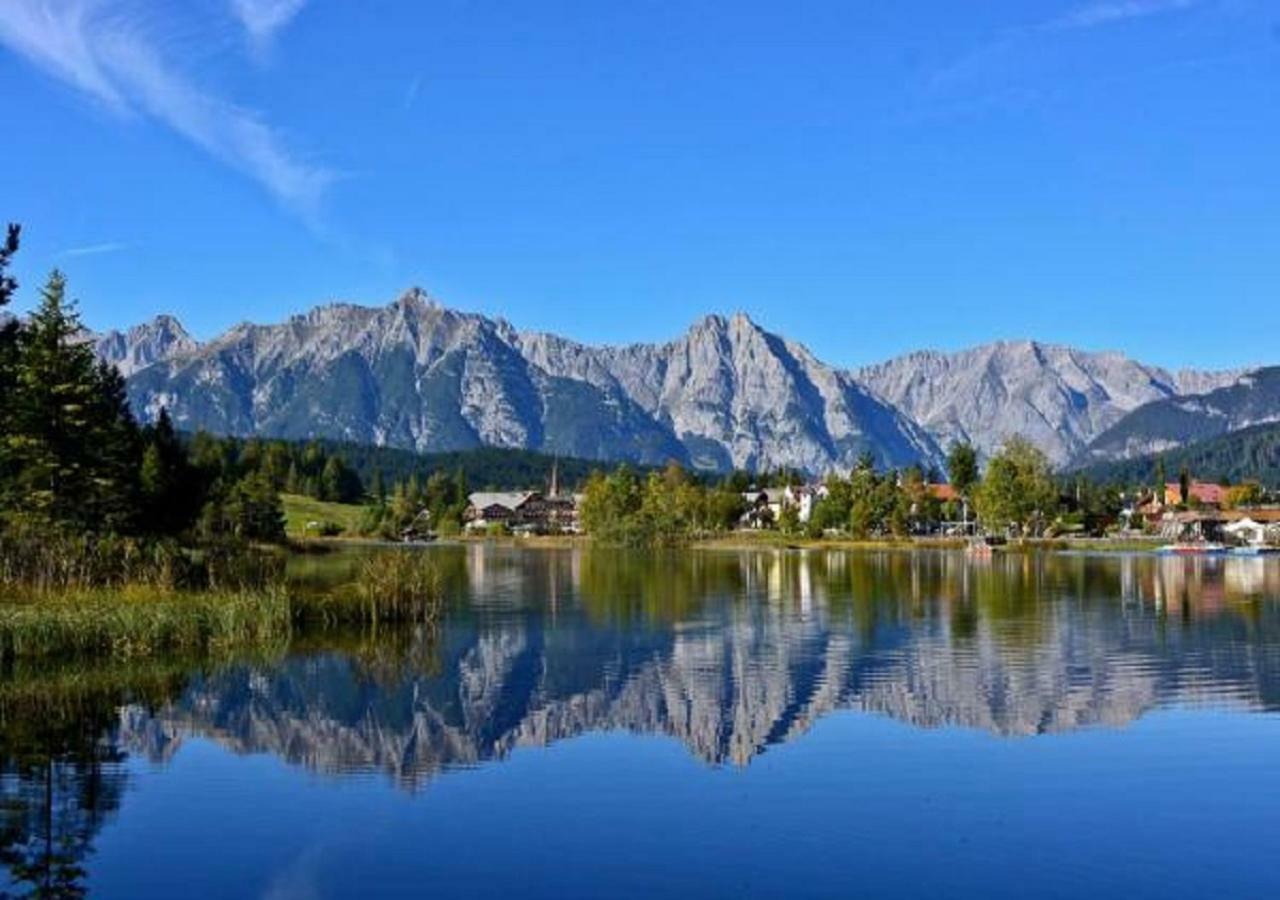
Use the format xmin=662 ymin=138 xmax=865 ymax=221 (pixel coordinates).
xmin=1076 ymin=421 xmax=1280 ymax=487
xmin=1080 ymin=368 xmax=1280 ymax=463
xmin=301 ymin=442 xmax=615 ymax=494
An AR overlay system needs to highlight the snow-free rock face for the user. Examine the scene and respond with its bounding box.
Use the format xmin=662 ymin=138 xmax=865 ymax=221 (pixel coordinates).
xmin=854 ymin=340 xmax=1243 ymax=465
xmin=108 ymin=291 xmax=940 ymax=472
xmin=94 ymin=292 xmax=1261 ymax=472
xmin=122 ymin=290 xmax=687 ymax=464
xmin=518 ymin=312 xmax=940 ymax=472
xmin=93 ymin=315 xmax=198 ymax=377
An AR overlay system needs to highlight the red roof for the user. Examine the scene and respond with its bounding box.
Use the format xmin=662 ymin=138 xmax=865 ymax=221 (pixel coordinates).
xmin=1164 ymin=482 xmax=1227 ymax=506
xmin=927 ymin=483 xmax=960 ymax=502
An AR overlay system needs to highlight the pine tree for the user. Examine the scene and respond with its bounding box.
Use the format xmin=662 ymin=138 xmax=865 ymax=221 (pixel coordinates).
xmin=320 ymin=456 xmax=343 ymax=501
xmin=453 ymin=466 xmax=468 ymax=506
xmin=242 ymin=471 xmax=286 ymax=542
xmin=0 ymin=223 xmax=18 ymax=308
xmin=7 ymin=271 xmax=140 ymax=531
xmin=946 ymin=442 xmax=979 ymax=497
xmin=216 ymin=471 xmax=285 ymax=543
xmin=284 ymin=460 xmax=301 ymax=494
xmin=140 ymin=444 xmax=166 ymax=503
xmin=0 ymin=224 xmax=21 ymax=508
xmin=140 ymin=407 xmax=198 ymax=534
xmin=84 ymin=360 xmax=142 ymax=531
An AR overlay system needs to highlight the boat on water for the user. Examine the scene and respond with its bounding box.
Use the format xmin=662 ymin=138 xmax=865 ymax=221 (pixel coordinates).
xmin=1227 ymin=545 xmax=1278 ymax=557
xmin=965 ymin=535 xmax=1005 ymax=557
xmin=1157 ymin=542 xmax=1227 ymax=556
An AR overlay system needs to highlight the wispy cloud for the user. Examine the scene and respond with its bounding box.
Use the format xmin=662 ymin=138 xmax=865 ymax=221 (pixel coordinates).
xmin=0 ymin=1 xmax=331 ymax=219
xmin=58 ymin=241 xmax=128 ymax=258
xmin=404 ymin=74 xmax=423 ymax=111
xmin=928 ymin=0 xmax=1212 ymax=96
xmin=229 ymin=0 xmax=307 ymax=51
xmin=0 ymin=0 xmax=129 ymax=111
xmin=1041 ymin=0 xmax=1204 ymax=32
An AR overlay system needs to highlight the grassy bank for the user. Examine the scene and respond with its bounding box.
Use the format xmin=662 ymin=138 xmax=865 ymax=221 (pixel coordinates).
xmin=0 ymin=586 xmax=292 ymax=660
xmin=281 ymin=493 xmax=369 ymax=539
xmin=692 ymin=532 xmax=1172 ymax=554
xmin=454 ymin=532 xmax=592 ymax=548
xmin=0 ymin=527 xmax=288 ymax=595
xmin=692 ymin=532 xmax=967 ymax=552
xmin=0 ymin=549 xmax=445 ymax=662
xmin=1050 ymin=537 xmax=1166 ymax=553
xmin=454 ymin=531 xmax=1158 ymax=554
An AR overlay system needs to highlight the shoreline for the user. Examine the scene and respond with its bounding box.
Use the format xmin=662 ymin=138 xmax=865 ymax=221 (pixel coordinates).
xmin=295 ymin=532 xmax=1171 ymax=554
xmin=691 ymin=534 xmax=1167 ymax=554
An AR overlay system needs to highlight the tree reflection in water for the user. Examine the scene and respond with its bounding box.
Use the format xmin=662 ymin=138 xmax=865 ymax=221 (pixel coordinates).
xmin=4 ymin=548 xmax=1280 ymax=894
xmin=0 ymin=662 xmax=188 ymax=898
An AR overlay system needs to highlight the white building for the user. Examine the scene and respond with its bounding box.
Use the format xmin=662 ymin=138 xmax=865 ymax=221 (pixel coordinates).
xmin=739 ymin=484 xmax=829 ymax=528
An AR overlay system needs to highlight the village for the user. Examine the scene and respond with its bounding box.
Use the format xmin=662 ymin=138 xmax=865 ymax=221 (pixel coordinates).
xmin=1122 ymin=481 xmax=1280 ymax=550
xmin=454 ymin=471 xmax=1280 ymax=551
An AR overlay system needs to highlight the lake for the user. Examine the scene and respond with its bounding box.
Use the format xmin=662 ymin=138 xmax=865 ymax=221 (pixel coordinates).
xmin=4 ymin=546 xmax=1280 ymax=898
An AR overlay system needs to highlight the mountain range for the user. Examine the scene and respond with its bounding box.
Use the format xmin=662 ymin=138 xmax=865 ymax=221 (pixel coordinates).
xmin=87 ymin=289 xmax=1263 ymax=473
xmin=854 ymin=343 xmax=1243 ymax=466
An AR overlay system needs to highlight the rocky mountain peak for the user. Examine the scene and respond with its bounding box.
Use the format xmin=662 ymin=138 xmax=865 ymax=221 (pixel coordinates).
xmin=93 ymin=313 xmax=199 ymax=377
xmin=394 ymin=285 xmax=437 ymax=308
xmin=688 ymin=312 xmax=729 ymax=334
xmin=682 ymin=310 xmax=762 ymax=341
xmin=93 ymin=289 xmax=1259 ymax=473
xmin=150 ymin=313 xmax=187 ymax=333
xmin=855 ymin=339 xmax=1244 ymax=464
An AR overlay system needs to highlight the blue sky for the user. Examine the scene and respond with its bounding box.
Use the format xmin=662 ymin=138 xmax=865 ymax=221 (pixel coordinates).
xmin=1 ymin=0 xmax=1277 ymax=370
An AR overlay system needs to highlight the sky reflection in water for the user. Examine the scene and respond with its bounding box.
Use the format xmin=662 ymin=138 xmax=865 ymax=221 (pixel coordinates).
xmin=4 ymin=548 xmax=1280 ymax=898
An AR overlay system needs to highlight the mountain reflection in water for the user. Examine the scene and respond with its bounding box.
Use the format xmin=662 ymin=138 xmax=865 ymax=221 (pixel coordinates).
xmin=4 ymin=548 xmax=1280 ymax=895
xmin=97 ymin=551 xmax=1280 ymax=772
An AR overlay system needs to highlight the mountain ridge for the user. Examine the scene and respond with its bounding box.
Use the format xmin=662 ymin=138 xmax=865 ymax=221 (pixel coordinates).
xmin=1078 ymin=366 xmax=1280 ymax=465
xmin=854 ymin=339 xmax=1244 ymax=465
xmin=88 ymin=289 xmax=1256 ymax=473
xmin=102 ymin=290 xmax=939 ymax=472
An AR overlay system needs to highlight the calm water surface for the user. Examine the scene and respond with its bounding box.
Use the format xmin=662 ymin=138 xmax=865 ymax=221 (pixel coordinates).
xmin=4 ymin=547 xmax=1280 ymax=898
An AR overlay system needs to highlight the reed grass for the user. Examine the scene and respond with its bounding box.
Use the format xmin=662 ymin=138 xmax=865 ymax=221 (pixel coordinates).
xmin=0 ymin=547 xmax=447 ymax=661
xmin=294 ymin=550 xmax=445 ymax=626
xmin=0 ymin=585 xmax=293 ymax=661
xmin=0 ymin=527 xmax=285 ymax=595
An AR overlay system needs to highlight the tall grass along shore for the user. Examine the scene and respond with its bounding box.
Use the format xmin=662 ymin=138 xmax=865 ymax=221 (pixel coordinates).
xmin=0 ymin=539 xmax=446 ymax=663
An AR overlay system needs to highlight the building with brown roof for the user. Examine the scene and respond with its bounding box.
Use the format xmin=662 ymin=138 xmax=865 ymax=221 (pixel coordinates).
xmin=1164 ymin=481 xmax=1228 ymax=507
